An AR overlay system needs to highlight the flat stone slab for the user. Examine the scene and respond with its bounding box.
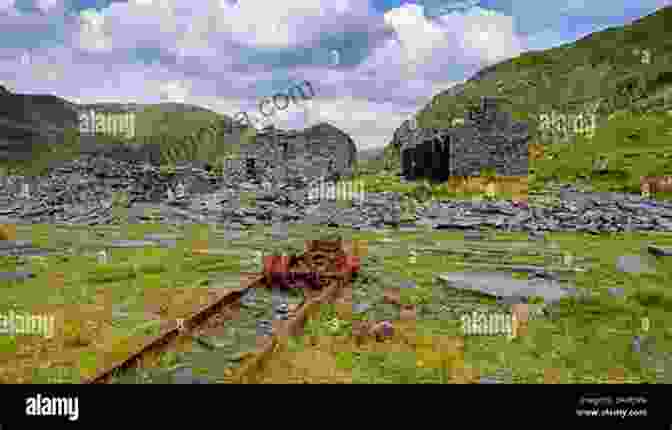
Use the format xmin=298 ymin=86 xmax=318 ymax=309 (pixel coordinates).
xmin=463 ymin=230 xmax=484 ymax=240
xmin=353 ymin=303 xmax=372 ymax=314
xmin=0 ymin=248 xmax=54 ymax=257
xmin=647 ymin=245 xmax=672 ymax=257
xmin=508 ymin=265 xmax=560 ymax=280
xmin=608 ymin=287 xmax=626 ymax=298
xmin=434 ymin=219 xmax=483 ymax=229
xmin=143 ymin=234 xmax=184 ymax=242
xmin=0 ymin=271 xmax=35 ymax=281
xmin=438 ymin=272 xmax=575 ymax=303
xmin=0 ymin=240 xmax=35 ymax=249
xmin=616 ymin=255 xmax=655 ymax=274
xmin=105 ymin=240 xmax=158 ymax=248
xmin=171 ymin=367 xmax=210 ymax=384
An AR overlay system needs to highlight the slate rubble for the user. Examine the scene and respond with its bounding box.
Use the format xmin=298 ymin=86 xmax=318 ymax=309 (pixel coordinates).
xmin=1 ymin=156 xmax=672 ymax=234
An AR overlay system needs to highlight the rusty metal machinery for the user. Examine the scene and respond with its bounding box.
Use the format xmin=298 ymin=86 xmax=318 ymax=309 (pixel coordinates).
xmin=86 ymin=237 xmax=359 ymax=384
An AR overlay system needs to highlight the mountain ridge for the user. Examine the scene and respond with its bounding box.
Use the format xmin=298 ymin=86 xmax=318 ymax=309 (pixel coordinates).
xmin=384 ymin=6 xmax=672 ymax=172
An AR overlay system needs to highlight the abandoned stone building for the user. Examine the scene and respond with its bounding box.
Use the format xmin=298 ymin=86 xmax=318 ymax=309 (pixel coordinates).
xmin=241 ymin=122 xmax=357 ymax=180
xmin=400 ymin=97 xmax=530 ymax=181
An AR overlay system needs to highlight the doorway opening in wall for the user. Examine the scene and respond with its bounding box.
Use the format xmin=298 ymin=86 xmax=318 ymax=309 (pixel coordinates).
xmin=432 ymin=135 xmax=451 ymax=183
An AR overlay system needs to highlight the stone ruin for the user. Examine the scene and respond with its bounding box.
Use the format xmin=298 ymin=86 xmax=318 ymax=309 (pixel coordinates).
xmin=400 ymin=96 xmax=530 ymax=181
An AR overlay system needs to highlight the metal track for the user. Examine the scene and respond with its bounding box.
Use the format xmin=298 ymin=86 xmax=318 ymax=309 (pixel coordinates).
xmin=85 ymin=238 xmax=357 ymax=384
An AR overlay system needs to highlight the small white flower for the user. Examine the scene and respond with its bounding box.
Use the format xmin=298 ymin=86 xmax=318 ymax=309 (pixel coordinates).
xmin=97 ymin=250 xmax=108 ymax=264
xmin=327 ymin=318 xmax=342 ymax=332
xmin=563 ymin=253 xmax=574 ymax=266
xmin=409 ymin=249 xmax=417 ymax=264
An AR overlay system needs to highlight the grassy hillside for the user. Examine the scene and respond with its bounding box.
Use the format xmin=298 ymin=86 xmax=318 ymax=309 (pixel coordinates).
xmin=386 ymin=6 xmax=672 ymax=194
xmin=129 ymin=104 xmax=248 ymax=165
xmin=0 ymin=100 xmax=254 ymax=175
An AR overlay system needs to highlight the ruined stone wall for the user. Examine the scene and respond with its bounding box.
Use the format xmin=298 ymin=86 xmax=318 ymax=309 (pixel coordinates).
xmin=250 ymin=124 xmax=355 ymax=179
xmin=402 ymin=97 xmax=530 ymax=179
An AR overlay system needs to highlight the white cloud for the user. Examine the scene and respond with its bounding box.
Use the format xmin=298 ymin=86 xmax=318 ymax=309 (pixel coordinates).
xmin=384 ymin=4 xmax=448 ymax=76
xmin=77 ymin=9 xmax=114 ymax=51
xmin=375 ymin=3 xmax=522 ymax=79
xmin=0 ymin=0 xmax=14 ymax=11
xmin=0 ymin=0 xmax=525 ymax=152
xmin=437 ymin=9 xmax=523 ymax=65
xmin=35 ymin=0 xmax=59 ymax=12
xmin=158 ymin=79 xmax=191 ymax=102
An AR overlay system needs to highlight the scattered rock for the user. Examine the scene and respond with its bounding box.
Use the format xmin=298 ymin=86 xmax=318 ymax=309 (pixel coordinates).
xmin=438 ymin=272 xmax=575 ymax=304
xmin=352 ymin=302 xmax=371 ymax=314
xmin=631 ymin=335 xmax=642 ymax=354
xmin=528 ymin=231 xmax=545 ymax=241
xmin=0 ymin=271 xmax=35 ymax=281
xmin=616 ymin=255 xmax=655 ymax=274
xmin=0 ymin=240 xmax=34 ymax=249
xmin=648 ymin=245 xmax=672 ymax=257
xmin=105 ymin=240 xmax=158 ymax=248
xmin=497 ymin=295 xmax=527 ymax=305
xmin=144 ymin=234 xmax=183 ymax=242
xmin=464 ymin=230 xmax=483 ymax=240
xmin=171 ymin=367 xmax=210 ymax=384
xmin=1 ymin=152 xmax=671 ymax=233
xmin=607 ymin=287 xmax=625 ymax=298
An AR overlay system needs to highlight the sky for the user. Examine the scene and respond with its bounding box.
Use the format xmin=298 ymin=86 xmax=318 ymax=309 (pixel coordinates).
xmin=0 ymin=0 xmax=670 ymax=151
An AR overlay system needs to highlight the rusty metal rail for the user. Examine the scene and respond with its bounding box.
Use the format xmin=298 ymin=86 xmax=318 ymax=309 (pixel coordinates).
xmin=86 ymin=238 xmax=359 ymax=384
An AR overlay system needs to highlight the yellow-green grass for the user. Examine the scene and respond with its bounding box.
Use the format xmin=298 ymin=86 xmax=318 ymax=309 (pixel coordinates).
xmin=3 ymin=222 xmax=671 ymax=383
xmin=249 ymin=228 xmax=672 ymax=383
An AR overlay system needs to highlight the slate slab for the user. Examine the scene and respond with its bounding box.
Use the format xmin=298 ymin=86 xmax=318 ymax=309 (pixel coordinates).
xmin=171 ymin=366 xmax=210 ymax=384
xmin=0 ymin=248 xmax=54 ymax=257
xmin=437 ymin=272 xmax=575 ymax=303
xmin=0 ymin=271 xmax=35 ymax=281
xmin=647 ymin=245 xmax=672 ymax=257
xmin=144 ymin=234 xmax=183 ymax=242
xmin=0 ymin=240 xmax=34 ymax=249
xmin=434 ymin=219 xmax=483 ymax=229
xmin=464 ymin=230 xmax=483 ymax=240
xmin=353 ymin=302 xmax=371 ymax=314
xmin=105 ymin=240 xmax=158 ymax=248
xmin=608 ymin=287 xmax=625 ymax=298
xmin=616 ymin=255 xmax=655 ymax=274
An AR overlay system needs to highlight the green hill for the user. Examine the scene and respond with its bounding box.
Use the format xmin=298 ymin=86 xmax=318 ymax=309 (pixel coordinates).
xmin=386 ymin=6 xmax=672 ymax=194
xmin=125 ymin=103 xmax=246 ymax=165
xmin=0 ymin=99 xmax=252 ymax=175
